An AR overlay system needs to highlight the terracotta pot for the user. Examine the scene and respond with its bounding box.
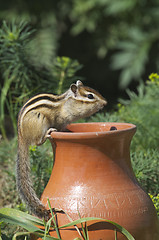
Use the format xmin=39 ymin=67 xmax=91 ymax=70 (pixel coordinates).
xmin=40 ymin=122 xmax=159 ymax=240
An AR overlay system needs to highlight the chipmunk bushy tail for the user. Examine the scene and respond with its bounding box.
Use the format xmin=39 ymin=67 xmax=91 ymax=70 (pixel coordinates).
xmin=16 ymin=135 xmax=50 ymax=220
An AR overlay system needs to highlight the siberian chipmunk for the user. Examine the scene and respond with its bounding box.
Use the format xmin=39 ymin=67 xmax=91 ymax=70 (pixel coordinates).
xmin=16 ymin=80 xmax=107 ymax=220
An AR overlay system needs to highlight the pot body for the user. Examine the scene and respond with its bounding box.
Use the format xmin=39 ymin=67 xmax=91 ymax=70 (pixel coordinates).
xmin=41 ymin=122 xmax=159 ymax=240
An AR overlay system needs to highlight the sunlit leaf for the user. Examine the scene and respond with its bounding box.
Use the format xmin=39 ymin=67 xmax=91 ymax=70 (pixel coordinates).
xmin=0 ymin=208 xmax=43 ymax=232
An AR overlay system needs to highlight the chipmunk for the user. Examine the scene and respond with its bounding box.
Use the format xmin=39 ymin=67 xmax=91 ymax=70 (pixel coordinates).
xmin=16 ymin=80 xmax=107 ymax=220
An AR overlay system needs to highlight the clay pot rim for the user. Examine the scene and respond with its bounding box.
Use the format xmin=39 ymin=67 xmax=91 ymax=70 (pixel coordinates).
xmin=51 ymin=122 xmax=136 ymax=140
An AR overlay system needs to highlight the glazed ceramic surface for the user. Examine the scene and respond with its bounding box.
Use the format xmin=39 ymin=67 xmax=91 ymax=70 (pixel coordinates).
xmin=40 ymin=122 xmax=159 ymax=240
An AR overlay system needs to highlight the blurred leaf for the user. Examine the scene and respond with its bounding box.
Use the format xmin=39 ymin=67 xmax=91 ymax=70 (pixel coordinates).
xmin=105 ymin=0 xmax=137 ymax=15
xmin=27 ymin=14 xmax=58 ymax=69
xmin=111 ymin=28 xmax=152 ymax=88
xmin=0 ymin=208 xmax=43 ymax=232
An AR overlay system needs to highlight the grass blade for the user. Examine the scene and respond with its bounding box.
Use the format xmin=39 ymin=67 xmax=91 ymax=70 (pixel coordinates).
xmin=47 ymin=199 xmax=62 ymax=240
xmin=0 ymin=208 xmax=43 ymax=232
xmin=85 ymin=222 xmax=89 ymax=240
xmin=115 ymin=229 xmax=117 ymax=240
xmin=59 ymin=217 xmax=135 ymax=240
xmin=77 ymin=210 xmax=87 ymax=240
xmin=61 ymin=209 xmax=83 ymax=239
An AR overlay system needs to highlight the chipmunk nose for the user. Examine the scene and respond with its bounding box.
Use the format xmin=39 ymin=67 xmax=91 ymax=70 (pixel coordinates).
xmin=103 ymin=99 xmax=107 ymax=106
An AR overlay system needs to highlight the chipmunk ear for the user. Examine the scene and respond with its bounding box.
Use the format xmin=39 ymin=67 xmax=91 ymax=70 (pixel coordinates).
xmin=70 ymin=83 xmax=78 ymax=94
xmin=76 ymin=80 xmax=83 ymax=86
xmin=71 ymin=80 xmax=83 ymax=94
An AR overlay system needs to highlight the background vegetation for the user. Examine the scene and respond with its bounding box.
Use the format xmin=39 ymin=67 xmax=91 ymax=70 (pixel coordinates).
xmin=0 ymin=1 xmax=159 ymax=238
xmin=1 ymin=0 xmax=159 ymax=102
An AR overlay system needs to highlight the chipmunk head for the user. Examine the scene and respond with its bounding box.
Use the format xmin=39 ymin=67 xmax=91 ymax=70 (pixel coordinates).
xmin=67 ymin=80 xmax=107 ymax=119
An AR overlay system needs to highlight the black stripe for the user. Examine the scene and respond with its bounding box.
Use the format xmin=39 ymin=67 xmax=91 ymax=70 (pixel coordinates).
xmin=19 ymin=94 xmax=64 ymax=117
xmin=24 ymin=95 xmax=58 ymax=109
xmin=27 ymin=104 xmax=54 ymax=112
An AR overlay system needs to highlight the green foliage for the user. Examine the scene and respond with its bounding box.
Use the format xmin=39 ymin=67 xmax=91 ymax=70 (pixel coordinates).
xmin=90 ymin=112 xmax=119 ymax=123
xmin=70 ymin=0 xmax=157 ymax=88
xmin=1 ymin=1 xmax=159 ymax=88
xmin=0 ymin=20 xmax=52 ymax=94
xmin=70 ymin=0 xmax=159 ymax=87
xmin=26 ymin=15 xmax=58 ymax=70
xmin=53 ymin=56 xmax=83 ymax=94
xmin=118 ymin=73 xmax=159 ymax=151
xmin=0 ymin=138 xmax=24 ymax=239
xmin=131 ymin=149 xmax=159 ymax=195
xmin=111 ymin=28 xmax=152 ymax=88
xmin=149 ymin=194 xmax=159 ymax=216
xmin=0 ymin=138 xmax=19 ymax=209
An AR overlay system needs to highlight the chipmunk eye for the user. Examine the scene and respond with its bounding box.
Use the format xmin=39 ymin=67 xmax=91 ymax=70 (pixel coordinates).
xmin=87 ymin=93 xmax=94 ymax=99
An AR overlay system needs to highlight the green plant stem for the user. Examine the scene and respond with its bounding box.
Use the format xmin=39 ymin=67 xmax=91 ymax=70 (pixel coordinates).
xmin=115 ymin=229 xmax=117 ymax=240
xmin=12 ymin=232 xmax=32 ymax=240
xmin=57 ymin=70 xmax=65 ymax=95
xmin=0 ymin=76 xmax=14 ymax=139
xmin=77 ymin=209 xmax=87 ymax=240
xmin=47 ymin=198 xmax=62 ymax=240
